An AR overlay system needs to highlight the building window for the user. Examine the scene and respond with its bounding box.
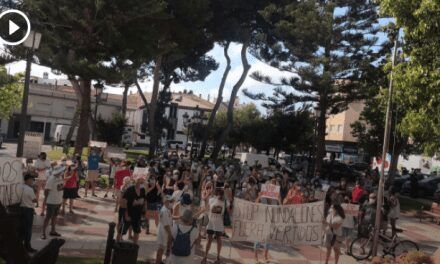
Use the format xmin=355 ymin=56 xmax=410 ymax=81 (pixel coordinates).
xmin=337 ymin=125 xmax=343 ymax=133
xmin=65 ymin=106 xmax=75 ymax=113
xmin=36 ymin=102 xmax=51 ymax=111
xmin=330 ymin=125 xmax=335 ymax=132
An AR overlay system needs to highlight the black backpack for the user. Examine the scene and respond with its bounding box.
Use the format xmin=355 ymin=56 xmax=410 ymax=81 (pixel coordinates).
xmin=171 ymin=225 xmax=194 ymax=257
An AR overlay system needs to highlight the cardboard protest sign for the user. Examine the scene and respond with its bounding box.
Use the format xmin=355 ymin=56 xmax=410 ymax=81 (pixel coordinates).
xmin=107 ymin=152 xmax=127 ymax=160
xmin=132 ymin=167 xmax=149 ymax=179
xmin=341 ymin=203 xmax=359 ymax=217
xmin=23 ymin=131 xmax=43 ymax=158
xmin=231 ymin=198 xmax=324 ymax=246
xmin=260 ymin=183 xmax=280 ymax=200
xmin=89 ymin=141 xmax=108 ymax=149
xmin=0 ymin=158 xmax=23 ymax=206
xmin=314 ymin=190 xmax=326 ymax=201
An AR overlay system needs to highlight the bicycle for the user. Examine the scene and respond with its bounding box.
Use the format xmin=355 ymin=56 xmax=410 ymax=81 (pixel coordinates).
xmin=349 ymin=225 xmax=419 ymax=260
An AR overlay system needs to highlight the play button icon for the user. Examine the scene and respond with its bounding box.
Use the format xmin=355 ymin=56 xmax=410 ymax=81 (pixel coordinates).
xmin=0 ymin=9 xmax=30 ymax=46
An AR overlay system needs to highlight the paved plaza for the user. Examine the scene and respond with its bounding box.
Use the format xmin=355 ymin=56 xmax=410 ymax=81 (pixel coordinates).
xmin=27 ymin=189 xmax=440 ymax=264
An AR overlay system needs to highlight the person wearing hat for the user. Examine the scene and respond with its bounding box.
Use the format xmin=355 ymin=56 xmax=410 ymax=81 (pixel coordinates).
xmin=156 ymin=195 xmax=174 ymax=264
xmin=119 ymin=176 xmax=147 ymax=244
xmin=172 ymin=193 xmax=192 ymax=226
xmin=20 ymin=172 xmax=37 ymax=253
xmin=167 ymin=209 xmax=199 ymax=264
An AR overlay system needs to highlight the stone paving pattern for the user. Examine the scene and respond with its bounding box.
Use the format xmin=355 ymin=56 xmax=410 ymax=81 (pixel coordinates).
xmin=29 ymin=189 xmax=440 ymax=264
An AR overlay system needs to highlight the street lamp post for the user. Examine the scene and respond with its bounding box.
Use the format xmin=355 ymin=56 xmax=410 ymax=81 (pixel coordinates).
xmin=92 ymin=82 xmax=104 ymax=140
xmin=16 ymin=31 xmax=42 ymax=157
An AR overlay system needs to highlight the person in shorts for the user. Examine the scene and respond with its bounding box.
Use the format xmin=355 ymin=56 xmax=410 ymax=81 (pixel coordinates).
xmin=85 ymin=147 xmax=100 ymax=197
xmin=324 ymin=202 xmax=345 ymax=264
xmin=114 ymin=161 xmax=132 ymax=212
xmin=156 ymin=195 xmax=173 ymax=264
xmin=42 ymin=166 xmax=64 ymax=240
xmin=34 ymin=152 xmax=51 ymax=212
xmin=145 ymin=172 xmax=163 ymax=234
xmin=119 ymin=176 xmax=147 ymax=244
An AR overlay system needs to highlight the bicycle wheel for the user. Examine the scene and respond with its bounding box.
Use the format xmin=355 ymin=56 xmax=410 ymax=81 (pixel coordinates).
xmin=350 ymin=237 xmax=373 ymax=260
xmin=392 ymin=240 xmax=419 ymax=257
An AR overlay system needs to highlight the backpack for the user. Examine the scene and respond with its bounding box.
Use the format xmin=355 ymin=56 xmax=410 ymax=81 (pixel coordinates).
xmin=171 ymin=225 xmax=194 ymax=257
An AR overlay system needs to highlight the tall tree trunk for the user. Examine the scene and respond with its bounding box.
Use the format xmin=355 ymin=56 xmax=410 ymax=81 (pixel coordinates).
xmin=387 ymin=140 xmax=405 ymax=189
xmin=314 ymin=100 xmax=327 ymax=176
xmin=199 ymin=41 xmax=231 ymax=159
xmin=211 ymin=41 xmax=251 ymax=160
xmin=148 ymin=55 xmax=163 ymax=158
xmin=74 ymin=79 xmax=91 ymax=155
xmin=135 ymin=79 xmax=149 ymax=111
xmin=122 ymin=83 xmax=129 ymax=118
xmin=66 ymin=77 xmax=81 ymax=152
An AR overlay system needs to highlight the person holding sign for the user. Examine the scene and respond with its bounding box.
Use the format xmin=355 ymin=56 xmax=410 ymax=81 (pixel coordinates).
xmin=85 ymin=147 xmax=100 ymax=197
xmin=283 ymin=182 xmax=303 ymax=205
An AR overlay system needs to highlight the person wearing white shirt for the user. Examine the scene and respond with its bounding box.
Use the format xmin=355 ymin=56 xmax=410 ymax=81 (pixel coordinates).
xmin=324 ymin=203 xmax=345 ymax=264
xmin=156 ymin=195 xmax=174 ymax=264
xmin=166 ymin=209 xmax=199 ymax=264
xmin=34 ymin=152 xmax=51 ymax=209
xmin=20 ymin=173 xmax=37 ymax=253
xmin=41 ymin=168 xmax=64 ymax=240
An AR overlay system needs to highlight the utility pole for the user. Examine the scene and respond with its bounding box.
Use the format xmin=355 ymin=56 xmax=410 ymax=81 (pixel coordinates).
xmin=372 ymin=35 xmax=399 ymax=256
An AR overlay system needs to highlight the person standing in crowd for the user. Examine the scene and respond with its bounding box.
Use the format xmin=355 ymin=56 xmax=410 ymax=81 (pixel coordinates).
xmin=104 ymin=158 xmax=118 ymax=198
xmin=34 ymin=152 xmax=50 ymax=212
xmin=85 ymin=147 xmax=100 ymax=197
xmin=167 ymin=209 xmax=199 ymax=264
xmin=172 ymin=193 xmax=192 ymax=225
xmin=41 ymin=163 xmax=64 ymax=240
xmin=387 ymin=189 xmax=400 ymax=237
xmin=73 ymin=154 xmax=85 ymax=198
xmin=20 ymin=173 xmax=37 ymax=253
xmin=114 ymin=161 xmax=132 ymax=212
xmin=283 ymin=182 xmax=303 ymax=205
xmin=351 ymin=180 xmax=366 ymax=204
xmin=202 ymin=188 xmax=229 ymax=264
xmin=145 ymin=173 xmax=163 ymax=235
xmin=341 ymin=198 xmax=355 ymax=254
xmin=171 ymin=181 xmax=185 ymax=202
xmin=119 ymin=176 xmax=147 ymax=244
xmin=324 ymin=202 xmax=345 ymax=264
xmin=61 ymin=164 xmax=78 ymax=215
xmin=116 ymin=176 xmax=132 ymax=242
xmin=156 ymin=195 xmax=174 ymax=264
xmin=409 ymin=171 xmax=419 ymax=198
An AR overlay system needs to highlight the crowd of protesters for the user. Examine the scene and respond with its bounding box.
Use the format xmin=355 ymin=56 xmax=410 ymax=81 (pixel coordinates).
xmin=19 ymin=148 xmax=401 ymax=264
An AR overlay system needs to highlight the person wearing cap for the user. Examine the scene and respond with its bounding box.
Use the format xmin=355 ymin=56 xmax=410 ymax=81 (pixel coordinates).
xmin=167 ymin=209 xmax=199 ymax=264
xmin=119 ymin=176 xmax=147 ymax=244
xmin=156 ymin=195 xmax=174 ymax=264
xmin=20 ymin=172 xmax=37 ymax=253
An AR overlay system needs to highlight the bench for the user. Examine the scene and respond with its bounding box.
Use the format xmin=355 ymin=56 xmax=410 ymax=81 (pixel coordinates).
xmin=419 ymin=202 xmax=440 ymax=224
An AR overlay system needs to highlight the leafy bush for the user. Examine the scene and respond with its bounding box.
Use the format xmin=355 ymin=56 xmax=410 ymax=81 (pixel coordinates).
xmin=96 ymin=113 xmax=126 ymax=145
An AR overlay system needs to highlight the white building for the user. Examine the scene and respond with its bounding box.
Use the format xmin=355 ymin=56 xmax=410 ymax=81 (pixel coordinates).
xmin=0 ymin=75 xmax=216 ymax=145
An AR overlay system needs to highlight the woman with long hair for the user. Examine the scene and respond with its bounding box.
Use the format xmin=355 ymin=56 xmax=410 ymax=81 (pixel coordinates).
xmin=324 ymin=202 xmax=345 ymax=264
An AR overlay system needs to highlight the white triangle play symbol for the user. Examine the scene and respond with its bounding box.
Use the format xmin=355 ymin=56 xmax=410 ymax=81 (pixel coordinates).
xmin=9 ymin=20 xmax=19 ymax=35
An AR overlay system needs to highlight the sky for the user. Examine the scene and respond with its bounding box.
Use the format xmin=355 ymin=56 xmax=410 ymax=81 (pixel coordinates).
xmin=6 ymin=42 xmax=293 ymax=112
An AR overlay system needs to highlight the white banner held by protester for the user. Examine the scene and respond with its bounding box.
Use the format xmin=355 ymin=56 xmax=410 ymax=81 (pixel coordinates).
xmin=260 ymin=183 xmax=280 ymax=200
xmin=23 ymin=131 xmax=43 ymax=158
xmin=0 ymin=158 xmax=23 ymax=206
xmin=341 ymin=203 xmax=359 ymax=217
xmin=231 ymin=198 xmax=324 ymax=246
xmin=132 ymin=167 xmax=149 ymax=179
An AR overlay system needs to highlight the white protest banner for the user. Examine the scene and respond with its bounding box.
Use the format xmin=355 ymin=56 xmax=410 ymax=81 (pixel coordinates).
xmin=231 ymin=198 xmax=324 ymax=246
xmin=341 ymin=203 xmax=359 ymax=217
xmin=260 ymin=183 xmax=280 ymax=200
xmin=107 ymin=152 xmax=127 ymax=160
xmin=23 ymin=131 xmax=43 ymax=159
xmin=132 ymin=167 xmax=149 ymax=179
xmin=89 ymin=141 xmax=108 ymax=149
xmin=0 ymin=158 xmax=23 ymax=206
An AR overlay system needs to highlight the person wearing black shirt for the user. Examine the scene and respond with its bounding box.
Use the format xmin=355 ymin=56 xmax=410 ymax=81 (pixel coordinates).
xmin=120 ymin=177 xmax=147 ymax=244
xmin=145 ymin=173 xmax=163 ymax=234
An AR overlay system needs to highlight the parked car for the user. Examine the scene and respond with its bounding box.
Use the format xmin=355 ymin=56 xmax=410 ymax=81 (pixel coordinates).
xmin=401 ymin=175 xmax=440 ymax=198
xmin=321 ymin=161 xmax=362 ymax=182
xmin=389 ymin=173 xmax=429 ymax=193
xmin=349 ymin=162 xmax=370 ymax=172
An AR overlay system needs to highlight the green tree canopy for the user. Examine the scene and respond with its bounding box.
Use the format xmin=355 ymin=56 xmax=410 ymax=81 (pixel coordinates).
xmin=0 ymin=66 xmax=22 ymax=119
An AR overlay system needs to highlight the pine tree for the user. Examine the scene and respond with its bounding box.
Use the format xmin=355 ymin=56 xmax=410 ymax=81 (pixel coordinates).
xmin=249 ymin=0 xmax=387 ymax=174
